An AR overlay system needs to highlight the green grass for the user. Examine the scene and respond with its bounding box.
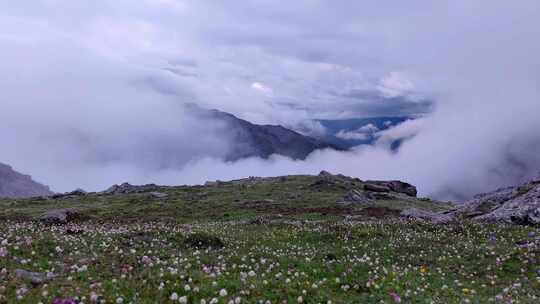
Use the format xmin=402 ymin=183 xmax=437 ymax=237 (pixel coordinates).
xmin=2 ymin=175 xmax=536 ymax=303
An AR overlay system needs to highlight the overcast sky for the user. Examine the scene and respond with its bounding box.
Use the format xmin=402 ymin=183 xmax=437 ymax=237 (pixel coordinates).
xmin=1 ymin=1 xmax=540 ymax=199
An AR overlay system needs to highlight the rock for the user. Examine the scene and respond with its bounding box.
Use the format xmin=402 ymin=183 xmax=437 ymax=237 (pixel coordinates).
xmin=338 ymin=189 xmax=373 ymax=204
xmin=15 ymin=269 xmax=54 ymax=286
xmin=318 ymin=171 xmax=333 ymax=178
xmin=386 ymin=181 xmax=418 ymax=197
xmin=364 ymin=184 xmax=391 ymax=193
xmin=364 ymin=181 xmax=417 ymax=197
xmin=39 ymin=208 xmax=79 ymax=225
xmin=400 ymin=208 xmax=454 ymax=224
xmin=452 ymin=178 xmax=540 ymax=225
xmin=69 ymin=188 xmax=87 ymax=196
xmin=104 ymin=183 xmax=159 ymax=194
xmin=149 ymin=192 xmax=168 ymax=199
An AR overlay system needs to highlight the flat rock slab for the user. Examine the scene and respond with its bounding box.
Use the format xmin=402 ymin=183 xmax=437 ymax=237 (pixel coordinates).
xmin=401 ymin=208 xmax=454 ymax=224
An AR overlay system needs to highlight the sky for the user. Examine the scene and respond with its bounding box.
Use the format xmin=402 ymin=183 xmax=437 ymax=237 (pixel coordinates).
xmin=1 ymin=1 xmax=540 ymax=200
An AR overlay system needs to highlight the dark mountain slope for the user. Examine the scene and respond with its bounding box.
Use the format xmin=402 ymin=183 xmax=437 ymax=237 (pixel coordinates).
xmin=199 ymin=109 xmax=341 ymax=160
xmin=0 ymin=163 xmax=53 ymax=198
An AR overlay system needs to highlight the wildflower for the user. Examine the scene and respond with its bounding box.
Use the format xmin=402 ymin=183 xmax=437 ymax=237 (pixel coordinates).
xmin=90 ymin=292 xmax=99 ymax=302
xmin=389 ymin=292 xmax=402 ymax=303
xmin=170 ymin=292 xmax=179 ymax=301
xmin=179 ymin=296 xmax=188 ymax=304
xmin=297 ymin=296 xmax=303 ymax=303
xmin=116 ymin=297 xmax=124 ymax=304
xmin=52 ymin=299 xmax=76 ymax=304
xmin=184 ymin=284 xmax=191 ymax=292
xmin=219 ymin=289 xmax=228 ymax=297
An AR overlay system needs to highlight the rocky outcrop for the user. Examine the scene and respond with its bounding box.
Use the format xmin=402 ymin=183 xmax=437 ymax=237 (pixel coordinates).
xmin=365 ymin=180 xmax=418 ymax=197
xmin=0 ymin=163 xmax=53 ymax=198
xmin=315 ymin=170 xmax=418 ymax=205
xmin=104 ymin=183 xmax=159 ymax=194
xmin=451 ymin=174 xmax=540 ymax=225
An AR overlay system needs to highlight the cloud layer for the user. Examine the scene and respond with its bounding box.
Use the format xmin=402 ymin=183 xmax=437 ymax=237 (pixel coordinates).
xmin=1 ymin=1 xmax=540 ymax=200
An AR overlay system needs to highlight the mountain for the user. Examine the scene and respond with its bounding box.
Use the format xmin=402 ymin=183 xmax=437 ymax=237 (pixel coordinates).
xmin=316 ymin=116 xmax=411 ymax=149
xmin=0 ymin=163 xmax=53 ymax=198
xmin=197 ymin=108 xmax=341 ymax=160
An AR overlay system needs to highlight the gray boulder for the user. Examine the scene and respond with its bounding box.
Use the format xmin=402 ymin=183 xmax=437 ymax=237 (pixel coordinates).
xmin=149 ymin=192 xmax=168 ymax=199
xmin=39 ymin=208 xmax=79 ymax=225
xmin=365 ymin=180 xmax=417 ymax=197
xmin=15 ymin=269 xmax=55 ymax=286
xmin=338 ymin=189 xmax=373 ymax=204
xmin=401 ymin=208 xmax=454 ymax=224
xmin=364 ymin=184 xmax=391 ymax=193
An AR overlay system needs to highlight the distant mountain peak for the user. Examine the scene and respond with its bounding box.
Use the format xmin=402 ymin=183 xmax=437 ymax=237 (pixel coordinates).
xmin=190 ymin=107 xmax=341 ymax=161
xmin=0 ymin=163 xmax=53 ymax=198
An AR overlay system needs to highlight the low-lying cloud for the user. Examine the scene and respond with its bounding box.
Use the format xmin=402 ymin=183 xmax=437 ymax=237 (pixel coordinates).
xmin=1 ymin=1 xmax=540 ymax=201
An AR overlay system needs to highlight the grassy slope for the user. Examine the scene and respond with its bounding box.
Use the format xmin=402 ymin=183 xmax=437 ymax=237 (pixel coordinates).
xmin=0 ymin=175 xmax=539 ymax=303
xmin=0 ymin=175 xmax=449 ymax=223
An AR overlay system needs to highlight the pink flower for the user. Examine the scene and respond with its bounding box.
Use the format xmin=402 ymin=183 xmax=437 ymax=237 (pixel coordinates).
xmin=389 ymin=292 xmax=402 ymax=303
xmin=0 ymin=247 xmax=7 ymax=258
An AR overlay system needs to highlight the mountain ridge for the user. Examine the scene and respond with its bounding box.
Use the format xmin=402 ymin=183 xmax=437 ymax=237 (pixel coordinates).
xmin=0 ymin=162 xmax=53 ymax=198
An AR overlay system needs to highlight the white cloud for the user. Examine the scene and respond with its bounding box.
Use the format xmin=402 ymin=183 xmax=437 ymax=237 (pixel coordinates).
xmin=250 ymin=82 xmax=274 ymax=95
xmin=377 ymin=72 xmax=414 ymax=98
xmin=335 ymin=130 xmax=370 ymax=141
xmin=1 ymin=0 xmax=540 ymax=201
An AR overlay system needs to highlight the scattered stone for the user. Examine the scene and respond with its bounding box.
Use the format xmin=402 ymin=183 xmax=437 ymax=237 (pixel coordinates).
xmin=149 ymin=192 xmax=168 ymax=199
xmin=338 ymin=189 xmax=373 ymax=204
xmin=401 ymin=208 xmax=454 ymax=224
xmin=15 ymin=269 xmax=54 ymax=286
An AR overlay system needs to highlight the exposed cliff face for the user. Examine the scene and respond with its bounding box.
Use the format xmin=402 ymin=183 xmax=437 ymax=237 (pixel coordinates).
xmin=0 ymin=163 xmax=53 ymax=198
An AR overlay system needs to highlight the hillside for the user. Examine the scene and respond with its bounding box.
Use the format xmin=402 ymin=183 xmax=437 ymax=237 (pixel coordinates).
xmin=0 ymin=162 xmax=53 ymax=198
xmin=0 ymin=173 xmax=539 ymax=303
xmin=0 ymin=171 xmax=444 ymax=222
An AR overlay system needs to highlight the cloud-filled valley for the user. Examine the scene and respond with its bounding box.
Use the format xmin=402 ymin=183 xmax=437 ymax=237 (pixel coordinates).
xmin=1 ymin=0 xmax=540 ymax=201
